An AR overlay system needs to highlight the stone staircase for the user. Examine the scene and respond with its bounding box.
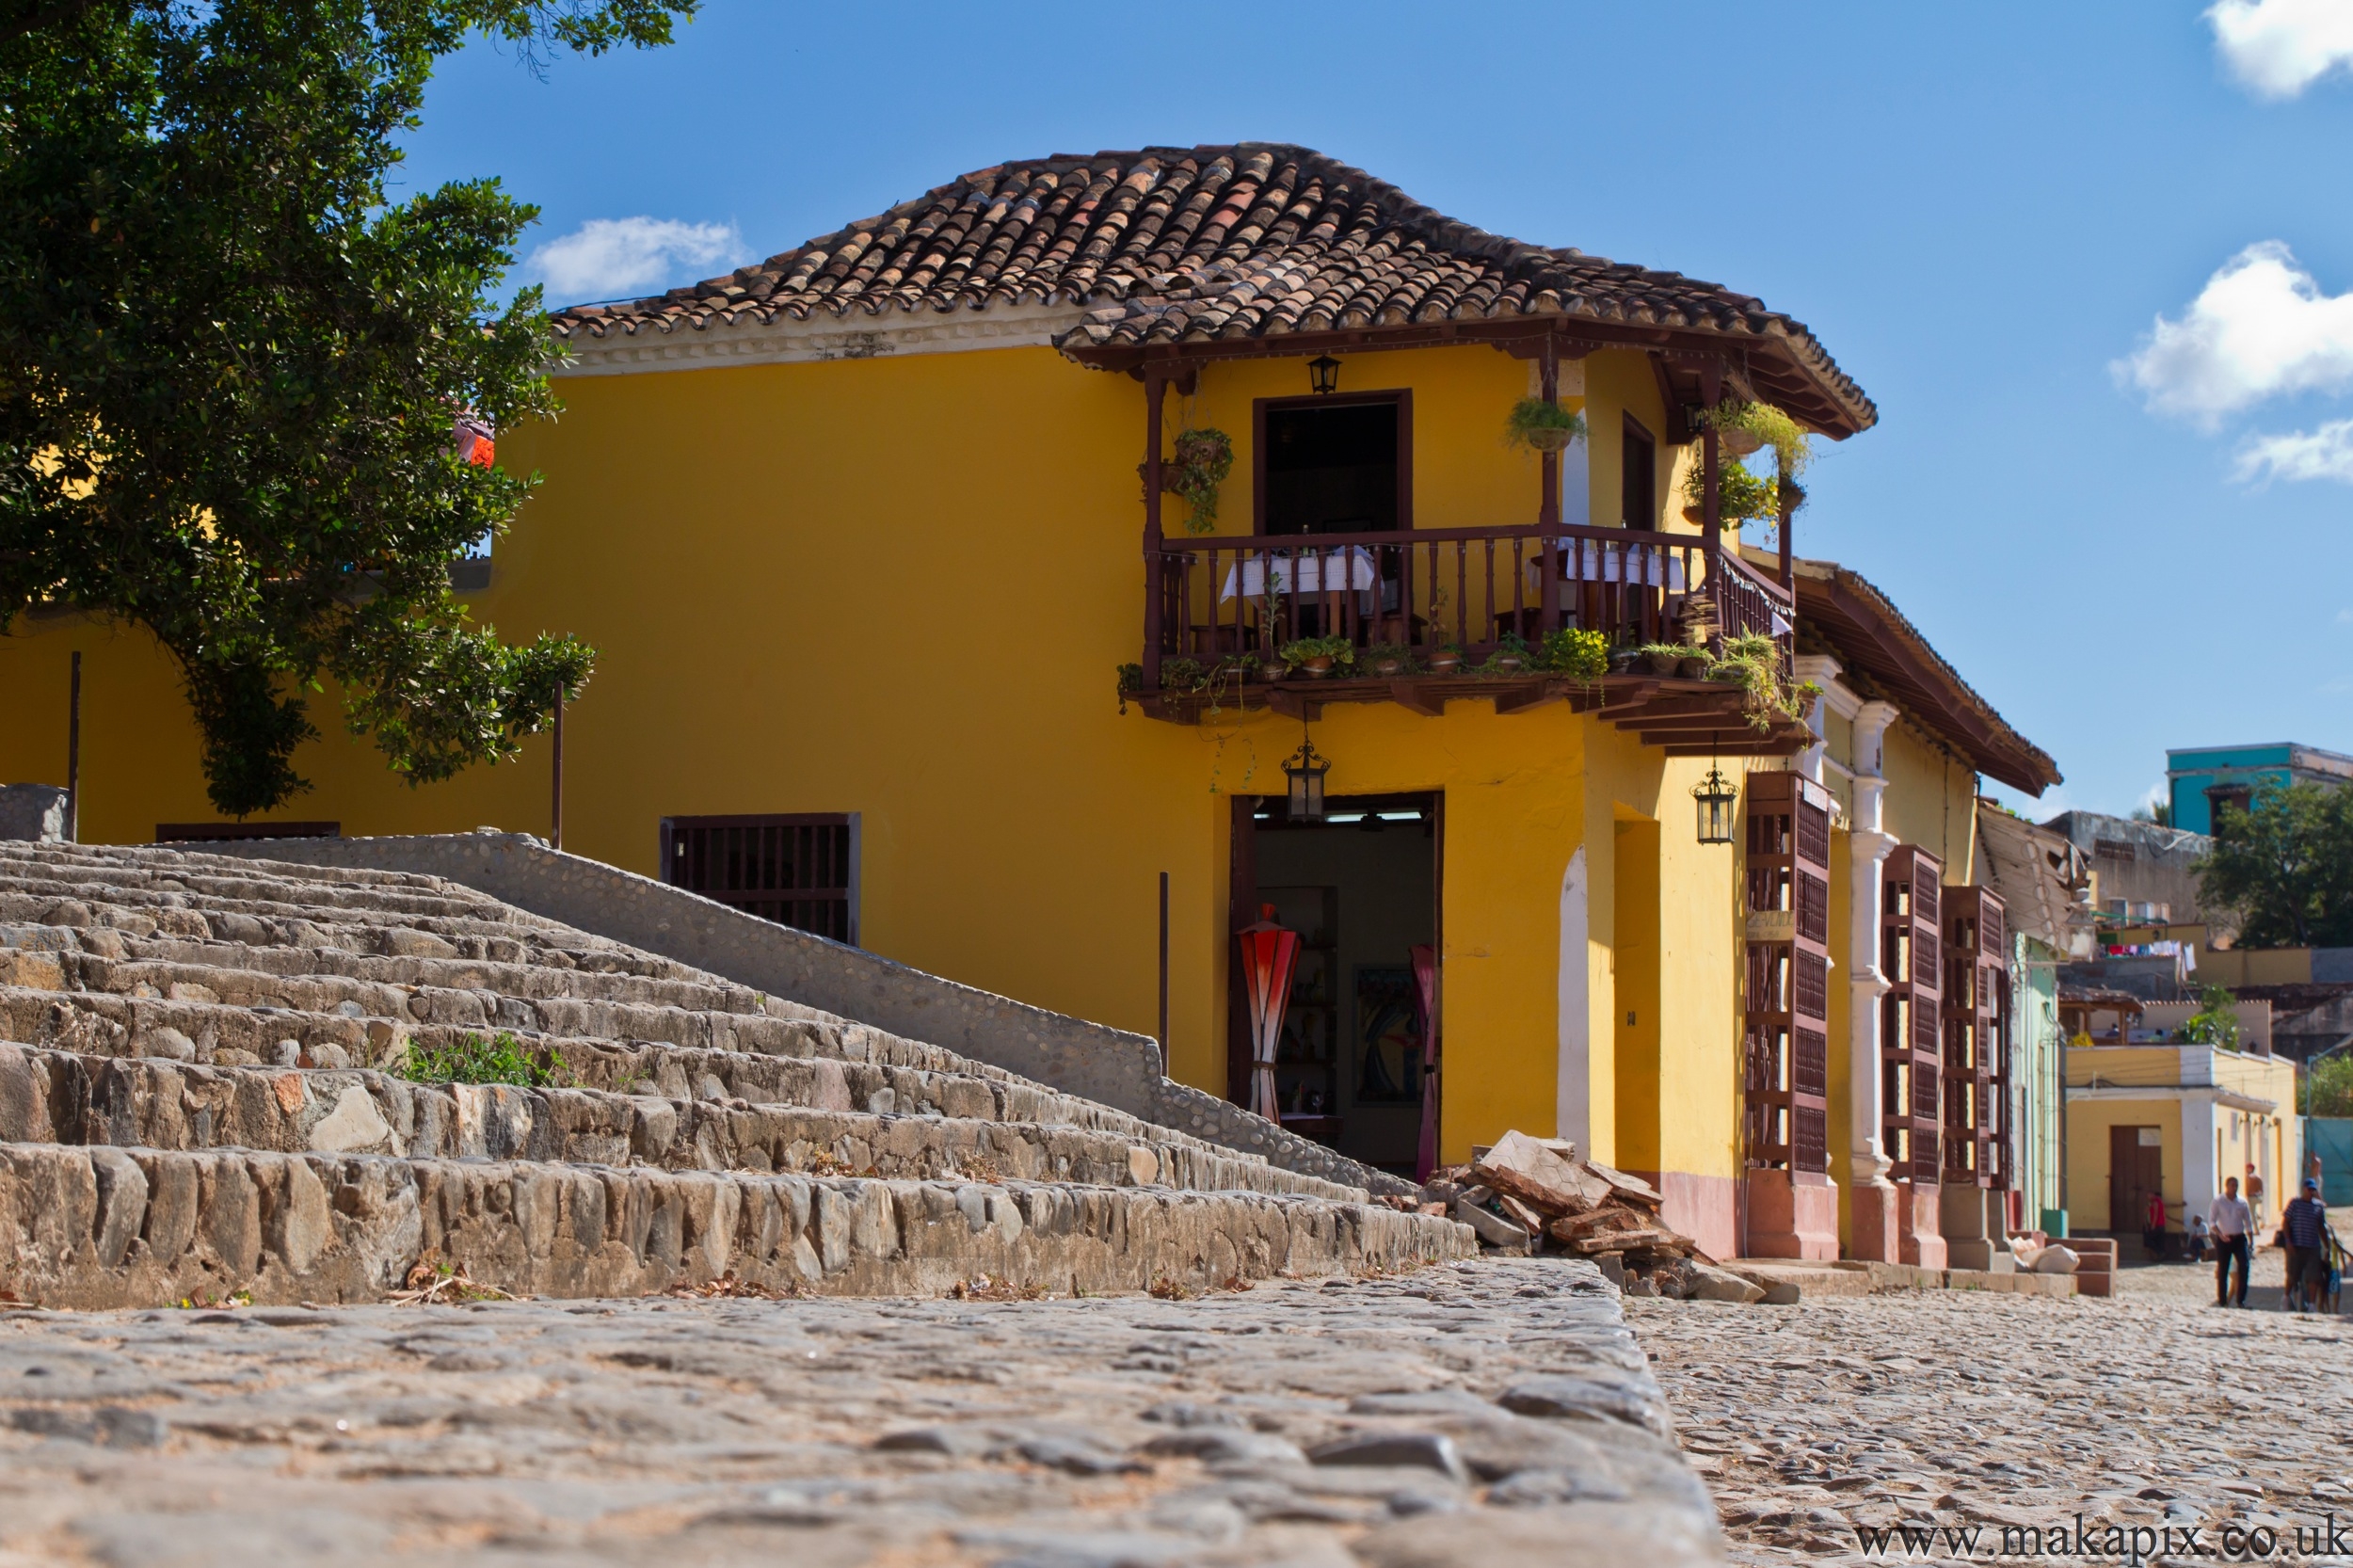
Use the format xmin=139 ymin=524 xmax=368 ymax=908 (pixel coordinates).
xmin=0 ymin=840 xmax=1469 ymax=1308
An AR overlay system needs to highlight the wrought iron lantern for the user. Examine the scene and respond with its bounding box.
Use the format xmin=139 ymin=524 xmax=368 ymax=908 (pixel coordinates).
xmin=1307 ymin=354 xmax=1341 ymax=395
xmin=1284 ymin=731 xmax=1330 ymax=822
xmin=1693 ymin=765 xmax=1738 ymax=846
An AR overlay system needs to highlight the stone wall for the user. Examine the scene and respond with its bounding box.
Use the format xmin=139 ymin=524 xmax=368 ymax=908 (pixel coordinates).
xmin=0 ymin=784 xmax=68 ymax=843
xmin=194 ymin=832 xmax=1415 ymax=1197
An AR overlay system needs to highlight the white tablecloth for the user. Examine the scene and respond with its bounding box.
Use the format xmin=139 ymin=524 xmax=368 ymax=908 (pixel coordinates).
xmin=1220 ymin=546 xmax=1378 ymax=601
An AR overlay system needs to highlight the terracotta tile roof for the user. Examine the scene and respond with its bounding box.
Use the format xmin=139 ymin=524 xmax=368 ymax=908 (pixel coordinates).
xmin=549 ymin=143 xmax=1876 ymax=436
xmin=1780 ymin=554 xmax=2061 ymax=796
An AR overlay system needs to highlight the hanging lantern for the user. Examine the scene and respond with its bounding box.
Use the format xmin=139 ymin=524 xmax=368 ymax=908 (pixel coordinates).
xmin=1693 ymin=766 xmax=1738 ymax=845
xmin=1283 ymin=733 xmax=1330 ymax=822
xmin=1307 ymin=354 xmax=1341 ymax=395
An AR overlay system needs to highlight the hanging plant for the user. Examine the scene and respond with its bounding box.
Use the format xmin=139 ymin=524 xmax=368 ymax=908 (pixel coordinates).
xmin=1159 ymin=427 xmax=1233 ymax=533
xmin=1680 ymin=456 xmax=1779 ymax=523
xmin=1504 ymin=398 xmax=1588 ymax=454
xmin=1698 ymin=401 xmax=1814 ymax=479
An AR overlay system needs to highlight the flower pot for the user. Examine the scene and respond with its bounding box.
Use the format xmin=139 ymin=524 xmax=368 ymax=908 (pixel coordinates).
xmin=1608 ymin=650 xmax=1641 ymax=676
xmin=1522 ymin=425 xmax=1577 ymax=454
xmin=1642 ymin=651 xmax=1681 ymax=677
xmin=1491 ymin=653 xmax=1526 ymax=675
xmin=1677 ymin=656 xmax=1708 ymax=679
xmin=1371 ymin=657 xmax=1404 ymax=679
xmin=1719 ymin=426 xmax=1764 ymax=459
xmin=1427 ymin=651 xmax=1464 ymax=676
xmin=1302 ymin=655 xmax=1336 ymax=678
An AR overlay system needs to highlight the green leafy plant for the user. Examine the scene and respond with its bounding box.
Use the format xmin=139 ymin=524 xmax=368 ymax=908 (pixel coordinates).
xmin=1503 ymin=398 xmax=1588 ymax=452
xmin=1701 ymin=401 xmax=1815 ymax=476
xmin=1638 ymin=641 xmax=1695 ymax=663
xmin=1681 ymin=456 xmax=1779 ymax=522
xmin=1705 ymin=632 xmax=1812 ymax=731
xmin=2181 ymin=984 xmax=2241 ymax=1049
xmin=1531 ymin=627 xmax=1609 ymax=680
xmin=1164 ymin=427 xmax=1233 ymax=533
xmin=396 ymin=1031 xmax=568 ymax=1088
xmin=1278 ymin=635 xmax=1355 ymax=670
xmin=2195 ymin=779 xmax=2353 ymax=949
xmin=0 ymin=1 xmax=693 ymax=814
xmin=1361 ymin=641 xmax=1419 ymax=673
xmin=2302 ymin=1052 xmax=2353 ymax=1116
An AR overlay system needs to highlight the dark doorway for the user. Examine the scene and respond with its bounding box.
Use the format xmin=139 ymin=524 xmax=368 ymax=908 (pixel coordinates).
xmin=1621 ymin=414 xmax=1657 ymax=531
xmin=1257 ymin=394 xmax=1409 ymax=536
xmin=662 ymin=812 xmax=860 ymax=944
xmin=1228 ymin=792 xmax=1439 ymax=1174
xmin=2108 ymin=1124 xmax=2164 ymax=1241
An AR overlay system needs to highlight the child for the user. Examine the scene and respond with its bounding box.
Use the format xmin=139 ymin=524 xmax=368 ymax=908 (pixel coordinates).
xmin=2188 ymin=1212 xmax=2210 ymax=1264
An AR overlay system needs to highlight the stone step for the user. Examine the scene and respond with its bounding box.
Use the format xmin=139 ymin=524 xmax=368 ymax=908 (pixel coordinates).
xmin=0 ymin=1042 xmax=1369 ymax=1202
xmin=0 ymin=990 xmax=1368 ymax=1200
xmin=0 ymin=1139 xmax=1472 ymax=1309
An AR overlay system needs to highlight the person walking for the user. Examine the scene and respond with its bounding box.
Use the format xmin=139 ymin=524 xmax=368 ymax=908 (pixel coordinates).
xmin=2211 ymin=1176 xmax=2254 ymax=1308
xmin=2246 ymin=1162 xmax=2265 ymax=1227
xmin=2282 ymin=1176 xmax=2329 ymax=1312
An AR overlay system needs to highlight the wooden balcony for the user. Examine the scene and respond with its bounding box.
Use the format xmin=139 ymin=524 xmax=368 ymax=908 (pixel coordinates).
xmin=1134 ymin=522 xmax=1812 ymax=756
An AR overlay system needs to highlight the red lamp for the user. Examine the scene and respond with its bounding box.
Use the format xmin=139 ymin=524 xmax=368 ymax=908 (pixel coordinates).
xmin=1236 ymin=903 xmax=1302 ymax=1123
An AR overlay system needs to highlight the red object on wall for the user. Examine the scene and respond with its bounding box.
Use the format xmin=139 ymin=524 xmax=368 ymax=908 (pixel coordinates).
xmin=1237 ymin=904 xmax=1302 ymax=1124
xmin=1411 ymin=943 xmax=1440 ymax=1181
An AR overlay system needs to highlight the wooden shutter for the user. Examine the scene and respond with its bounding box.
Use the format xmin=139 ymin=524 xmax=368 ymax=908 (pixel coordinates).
xmin=1743 ymin=772 xmax=1833 ymax=1175
xmin=660 ymin=813 xmax=859 ymax=945
xmin=1943 ymin=885 xmax=2009 ymax=1189
xmin=1881 ymin=844 xmax=1944 ymax=1185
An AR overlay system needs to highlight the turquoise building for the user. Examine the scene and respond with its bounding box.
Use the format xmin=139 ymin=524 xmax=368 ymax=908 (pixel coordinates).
xmin=2167 ymin=743 xmax=2353 ymax=834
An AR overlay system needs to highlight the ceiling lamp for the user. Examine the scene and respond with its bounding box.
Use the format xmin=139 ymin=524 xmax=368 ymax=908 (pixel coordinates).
xmin=1307 ymin=354 xmax=1341 ymax=396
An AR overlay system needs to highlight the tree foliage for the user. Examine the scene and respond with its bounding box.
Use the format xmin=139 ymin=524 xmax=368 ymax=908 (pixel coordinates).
xmin=0 ymin=0 xmax=693 ymax=815
xmin=2195 ymin=779 xmax=2353 ymax=949
xmin=2304 ymin=1052 xmax=2353 ymax=1118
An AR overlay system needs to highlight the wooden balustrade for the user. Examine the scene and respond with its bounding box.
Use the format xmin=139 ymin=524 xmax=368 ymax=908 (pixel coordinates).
xmin=1144 ymin=523 xmax=1791 ymax=688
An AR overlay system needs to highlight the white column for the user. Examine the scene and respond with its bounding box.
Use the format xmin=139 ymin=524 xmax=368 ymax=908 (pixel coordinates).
xmin=1849 ymin=700 xmax=1901 ymax=1188
xmin=2182 ymin=1096 xmax=2217 ymax=1224
xmin=1793 ymin=654 xmax=1841 ymax=787
xmin=1557 ymin=847 xmax=1591 ymax=1150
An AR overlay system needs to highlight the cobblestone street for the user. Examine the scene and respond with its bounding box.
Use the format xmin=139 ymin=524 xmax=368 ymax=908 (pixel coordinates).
xmin=1633 ymin=1249 xmax=2353 ymax=1565
xmin=0 ymin=1257 xmax=1716 ymax=1568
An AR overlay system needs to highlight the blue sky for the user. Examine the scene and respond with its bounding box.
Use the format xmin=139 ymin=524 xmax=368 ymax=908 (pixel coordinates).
xmin=399 ymin=1 xmax=2353 ymax=823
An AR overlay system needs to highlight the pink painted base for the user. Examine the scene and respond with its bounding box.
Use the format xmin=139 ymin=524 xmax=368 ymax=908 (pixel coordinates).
xmin=1847 ymin=1181 xmax=1900 ymax=1263
xmin=1744 ymin=1169 xmax=1842 ymax=1261
xmin=1896 ymin=1180 xmax=1947 ymax=1269
xmin=1629 ymin=1170 xmax=1740 ymax=1262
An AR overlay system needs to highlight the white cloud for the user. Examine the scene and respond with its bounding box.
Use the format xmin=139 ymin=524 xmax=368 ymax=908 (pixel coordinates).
xmin=2235 ymin=417 xmax=2353 ymax=483
xmin=2208 ymin=0 xmax=2353 ymax=99
xmin=2116 ymin=242 xmax=2353 ymax=426
xmin=525 ymin=216 xmax=743 ymax=303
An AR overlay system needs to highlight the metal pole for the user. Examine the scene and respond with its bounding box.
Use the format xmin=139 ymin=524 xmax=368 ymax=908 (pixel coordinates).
xmin=66 ymin=651 xmax=81 ymax=843
xmin=1158 ymin=871 xmax=1170 ymax=1075
xmin=550 ymin=693 xmax=564 ymax=852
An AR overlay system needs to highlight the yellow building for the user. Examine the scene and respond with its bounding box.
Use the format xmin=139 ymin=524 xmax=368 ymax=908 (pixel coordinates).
xmin=0 ymin=145 xmax=2060 ymax=1261
xmin=2061 ymin=1005 xmax=2302 ymax=1239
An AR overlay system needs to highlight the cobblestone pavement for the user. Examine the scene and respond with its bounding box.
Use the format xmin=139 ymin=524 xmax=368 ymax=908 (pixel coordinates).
xmin=1631 ymin=1248 xmax=2353 ymax=1565
xmin=0 ymin=1257 xmax=1717 ymax=1568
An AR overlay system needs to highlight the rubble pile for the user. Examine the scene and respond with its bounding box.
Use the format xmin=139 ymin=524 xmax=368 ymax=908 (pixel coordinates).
xmin=1416 ymin=1131 xmax=1767 ymax=1304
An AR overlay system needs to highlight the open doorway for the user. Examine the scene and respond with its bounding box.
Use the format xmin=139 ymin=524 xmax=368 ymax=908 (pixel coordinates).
xmin=1229 ymin=791 xmax=1439 ymax=1174
xmin=1257 ymin=393 xmax=1410 ymax=536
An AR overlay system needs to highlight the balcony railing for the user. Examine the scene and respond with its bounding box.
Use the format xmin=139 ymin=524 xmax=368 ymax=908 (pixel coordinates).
xmin=1143 ymin=522 xmax=1792 ymax=688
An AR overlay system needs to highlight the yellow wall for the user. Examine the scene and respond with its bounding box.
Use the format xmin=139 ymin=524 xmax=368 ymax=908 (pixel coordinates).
xmin=2201 ymin=948 xmax=2313 ymax=987
xmin=0 ymin=337 xmax=1761 ymax=1183
xmin=2065 ymin=1044 xmax=2300 ymax=1229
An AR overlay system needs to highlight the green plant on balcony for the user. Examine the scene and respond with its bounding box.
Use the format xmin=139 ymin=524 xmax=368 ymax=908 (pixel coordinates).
xmin=1701 ymin=400 xmax=1815 ymax=477
xmin=2182 ymin=984 xmax=2241 ymax=1048
xmin=1531 ymin=627 xmax=1609 ymax=680
xmin=1504 ymin=398 xmax=1588 ymax=454
xmin=1278 ymin=636 xmax=1355 ymax=676
xmin=1706 ymin=632 xmax=1817 ymax=732
xmin=1161 ymin=427 xmax=1234 ymax=533
xmin=1680 ymin=454 xmax=1779 ymax=523
xmin=1362 ymin=642 xmax=1419 ymax=677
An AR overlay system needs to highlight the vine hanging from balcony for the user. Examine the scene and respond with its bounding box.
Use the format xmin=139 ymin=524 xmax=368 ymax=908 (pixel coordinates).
xmin=1156 ymin=426 xmax=1234 ymax=533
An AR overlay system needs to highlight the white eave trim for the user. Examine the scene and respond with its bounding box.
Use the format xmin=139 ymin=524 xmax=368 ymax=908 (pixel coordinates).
xmin=2066 ymin=1084 xmax=2278 ymax=1114
xmin=552 ymin=300 xmax=1094 ymax=377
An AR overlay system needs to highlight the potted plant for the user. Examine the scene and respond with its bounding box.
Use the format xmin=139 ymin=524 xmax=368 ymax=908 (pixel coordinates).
xmin=1532 ymin=627 xmax=1609 ymax=680
xmin=1426 ymin=644 xmax=1465 ymax=676
xmin=1504 ymin=398 xmax=1587 ymax=454
xmin=1484 ymin=631 xmax=1533 ymax=675
xmin=1608 ymin=643 xmax=1642 ymax=676
xmin=1680 ymin=457 xmax=1777 ymax=527
xmin=1149 ymin=427 xmax=1234 ymax=534
xmin=1633 ymin=642 xmax=1688 ymax=677
xmin=1279 ymin=635 xmax=1355 ymax=679
xmin=1364 ymin=642 xmax=1416 ymax=679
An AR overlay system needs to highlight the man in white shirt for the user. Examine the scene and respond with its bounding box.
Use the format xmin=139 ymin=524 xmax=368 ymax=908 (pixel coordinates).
xmin=2210 ymin=1176 xmax=2254 ymax=1308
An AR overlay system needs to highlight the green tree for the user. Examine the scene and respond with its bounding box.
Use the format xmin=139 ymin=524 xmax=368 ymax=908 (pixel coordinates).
xmin=2195 ymin=779 xmax=2353 ymax=949
xmin=0 ymin=0 xmax=694 ymax=815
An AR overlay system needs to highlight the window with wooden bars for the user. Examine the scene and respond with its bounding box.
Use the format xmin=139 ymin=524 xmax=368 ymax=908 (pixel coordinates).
xmin=660 ymin=813 xmax=859 ymax=945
